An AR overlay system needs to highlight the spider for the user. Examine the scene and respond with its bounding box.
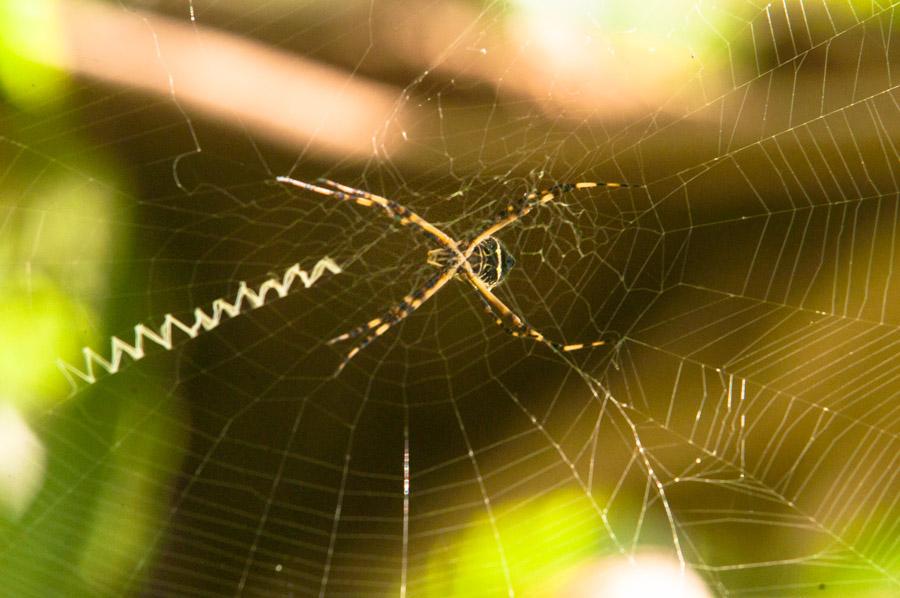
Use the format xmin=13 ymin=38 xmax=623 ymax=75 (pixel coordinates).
xmin=276 ymin=175 xmax=635 ymax=373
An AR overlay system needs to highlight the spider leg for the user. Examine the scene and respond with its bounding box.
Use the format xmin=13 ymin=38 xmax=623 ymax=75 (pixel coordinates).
xmin=464 ymin=270 xmax=608 ymax=353
xmin=277 ymin=176 xmax=463 ymax=256
xmin=466 ymin=180 xmax=635 ymax=252
xmin=317 ymin=178 xmax=389 ymax=203
xmin=329 ymin=265 xmax=460 ymax=374
xmin=454 ymin=179 xmax=632 ymax=350
xmin=277 ymin=176 xmax=474 ymax=373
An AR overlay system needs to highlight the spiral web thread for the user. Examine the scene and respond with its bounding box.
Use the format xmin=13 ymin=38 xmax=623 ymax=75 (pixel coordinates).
xmin=56 ymin=257 xmax=341 ymax=388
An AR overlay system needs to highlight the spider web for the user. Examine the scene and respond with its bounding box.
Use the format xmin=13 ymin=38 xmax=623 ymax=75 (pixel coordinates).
xmin=1 ymin=0 xmax=898 ymax=596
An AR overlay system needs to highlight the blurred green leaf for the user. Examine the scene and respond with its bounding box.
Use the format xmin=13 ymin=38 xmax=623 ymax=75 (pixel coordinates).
xmin=0 ymin=0 xmax=67 ymax=109
xmin=0 ymin=277 xmax=93 ymax=404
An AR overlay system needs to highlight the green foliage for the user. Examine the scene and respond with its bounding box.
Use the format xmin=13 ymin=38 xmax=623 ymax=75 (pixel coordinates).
xmin=0 ymin=277 xmax=92 ymax=404
xmin=421 ymin=490 xmax=607 ymax=596
xmin=0 ymin=0 xmax=68 ymax=109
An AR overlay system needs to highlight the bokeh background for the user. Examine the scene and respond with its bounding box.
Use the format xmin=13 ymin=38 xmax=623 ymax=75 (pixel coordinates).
xmin=1 ymin=0 xmax=898 ymax=596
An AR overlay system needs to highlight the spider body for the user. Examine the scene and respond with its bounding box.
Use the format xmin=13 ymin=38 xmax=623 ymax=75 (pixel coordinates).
xmin=427 ymin=236 xmax=516 ymax=289
xmin=276 ymin=175 xmax=634 ymax=373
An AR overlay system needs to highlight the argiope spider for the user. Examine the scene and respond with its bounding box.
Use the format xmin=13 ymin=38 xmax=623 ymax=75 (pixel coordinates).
xmin=276 ymin=175 xmax=635 ymax=373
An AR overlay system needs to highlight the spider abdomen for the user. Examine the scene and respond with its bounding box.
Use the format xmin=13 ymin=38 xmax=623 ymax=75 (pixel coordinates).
xmin=427 ymin=236 xmax=516 ymax=289
xmin=469 ymin=236 xmax=516 ymax=288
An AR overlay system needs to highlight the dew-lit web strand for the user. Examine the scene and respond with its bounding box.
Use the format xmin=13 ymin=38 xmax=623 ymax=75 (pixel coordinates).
xmin=607 ymin=385 xmax=686 ymax=574
xmin=569 ymin=6 xmax=900 ymax=231
xmin=236 ymin=389 xmax=310 ymax=594
xmin=444 ymin=365 xmax=515 ymax=598
xmin=120 ymin=331 xmax=348 ymax=592
xmin=728 ymin=318 xmax=898 ymax=406
xmin=128 ymin=292 xmax=352 ymax=586
xmin=642 ymin=288 xmax=900 ymax=430
xmin=492 ymin=376 xmax=627 ymax=556
xmin=650 ymin=96 xmax=898 ymax=320
xmin=318 ymin=377 xmax=375 ymax=598
xmin=670 ymin=194 xmax=898 ymax=318
xmin=134 ymin=0 xmax=202 ymax=194
xmin=400 ymin=404 xmax=411 ymax=598
xmin=436 ymin=269 xmax=674 ymax=590
xmin=614 ymin=346 xmax=899 ymax=584
xmin=627 ymin=333 xmax=897 ymax=483
xmin=552 ymin=241 xmax=888 ymax=588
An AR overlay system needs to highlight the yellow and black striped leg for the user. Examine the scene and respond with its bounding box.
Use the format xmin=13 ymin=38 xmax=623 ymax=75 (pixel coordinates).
xmin=466 ymin=180 xmax=636 ymax=251
xmin=328 ymin=265 xmax=462 ymax=374
xmin=317 ymin=178 xmax=389 ymax=204
xmin=468 ymin=272 xmax=608 ymax=354
xmin=328 ymin=306 xmax=412 ymax=375
xmin=327 ymin=288 xmax=422 ymax=347
xmin=276 ymin=176 xmax=463 ymax=254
